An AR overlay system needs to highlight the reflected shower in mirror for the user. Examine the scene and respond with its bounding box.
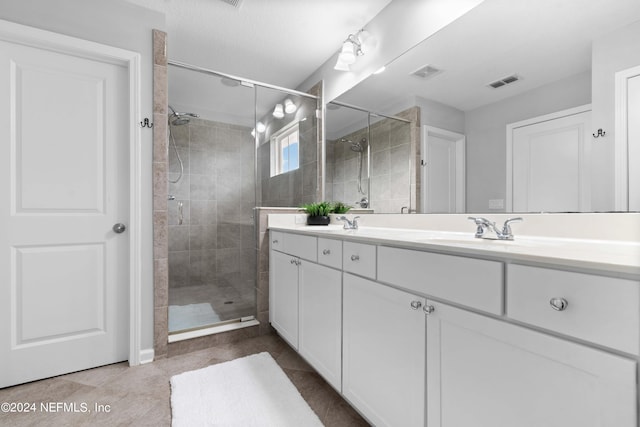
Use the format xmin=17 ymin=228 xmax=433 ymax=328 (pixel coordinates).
xmin=325 ymin=102 xmax=414 ymax=214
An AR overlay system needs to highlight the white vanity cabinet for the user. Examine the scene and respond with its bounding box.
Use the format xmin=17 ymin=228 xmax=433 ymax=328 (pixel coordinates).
xmin=426 ymin=300 xmax=637 ymax=427
xmin=342 ymin=273 xmax=425 ymax=427
xmin=269 ymin=249 xmax=300 ymax=348
xmin=269 ymin=232 xmax=343 ymax=390
xmin=269 ymin=227 xmax=640 ymax=427
xmin=298 ymin=260 xmax=342 ymax=390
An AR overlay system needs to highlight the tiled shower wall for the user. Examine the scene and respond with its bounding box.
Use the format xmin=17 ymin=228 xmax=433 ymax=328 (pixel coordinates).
xmin=326 ymin=108 xmax=418 ymax=213
xmin=167 ymin=118 xmax=256 ymax=306
xmin=257 ymin=95 xmax=321 ymax=207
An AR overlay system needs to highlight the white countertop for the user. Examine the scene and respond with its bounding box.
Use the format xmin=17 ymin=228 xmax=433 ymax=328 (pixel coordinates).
xmin=269 ymin=224 xmax=640 ymax=276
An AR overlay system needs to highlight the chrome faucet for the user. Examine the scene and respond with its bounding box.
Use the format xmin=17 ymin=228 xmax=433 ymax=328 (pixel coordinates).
xmin=337 ymin=216 xmax=360 ymax=230
xmin=468 ymin=217 xmax=523 ymax=240
xmin=355 ymin=197 xmax=369 ymax=209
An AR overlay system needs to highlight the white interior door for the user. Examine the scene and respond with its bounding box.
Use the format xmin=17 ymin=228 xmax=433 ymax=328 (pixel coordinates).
xmin=509 ymin=108 xmax=591 ymax=212
xmin=0 ymin=32 xmax=130 ymax=388
xmin=421 ymin=126 xmax=465 ymax=213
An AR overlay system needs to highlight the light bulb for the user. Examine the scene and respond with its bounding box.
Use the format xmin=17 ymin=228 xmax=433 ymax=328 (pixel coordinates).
xmin=256 ymin=121 xmax=266 ymax=133
xmin=272 ymin=104 xmax=284 ymax=119
xmin=334 ymin=58 xmax=350 ymax=71
xmin=284 ymin=99 xmax=296 ymax=114
xmin=338 ymin=41 xmax=356 ymax=65
xmin=358 ymin=30 xmax=377 ymax=54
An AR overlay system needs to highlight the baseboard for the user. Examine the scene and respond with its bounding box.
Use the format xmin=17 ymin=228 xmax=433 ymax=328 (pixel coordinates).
xmin=139 ymin=348 xmax=155 ymax=364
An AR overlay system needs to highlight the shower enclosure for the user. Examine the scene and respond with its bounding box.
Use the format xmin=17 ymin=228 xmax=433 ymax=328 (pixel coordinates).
xmin=166 ymin=62 xmax=320 ymax=334
xmin=325 ymin=102 xmax=413 ymax=213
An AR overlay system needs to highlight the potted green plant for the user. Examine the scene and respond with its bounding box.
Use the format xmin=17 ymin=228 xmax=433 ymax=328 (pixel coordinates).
xmin=331 ymin=201 xmax=351 ymax=215
xmin=301 ymin=202 xmax=333 ymax=225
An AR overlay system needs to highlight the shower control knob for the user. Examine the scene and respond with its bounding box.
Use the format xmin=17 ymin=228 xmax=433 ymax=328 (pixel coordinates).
xmin=112 ymin=223 xmax=126 ymax=234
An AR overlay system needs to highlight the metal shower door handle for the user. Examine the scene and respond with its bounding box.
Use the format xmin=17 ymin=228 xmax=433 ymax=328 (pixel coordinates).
xmin=113 ymin=223 xmax=126 ymax=234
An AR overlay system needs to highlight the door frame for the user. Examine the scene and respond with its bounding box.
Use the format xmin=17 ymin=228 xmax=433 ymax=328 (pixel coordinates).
xmin=615 ymin=64 xmax=640 ymax=211
xmin=505 ymin=104 xmax=591 ymax=212
xmin=0 ymin=20 xmax=143 ymax=365
xmin=421 ymin=125 xmax=466 ymax=213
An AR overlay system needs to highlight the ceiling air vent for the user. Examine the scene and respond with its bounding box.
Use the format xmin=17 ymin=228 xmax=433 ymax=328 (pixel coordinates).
xmin=488 ymin=74 xmax=521 ymax=89
xmin=218 ymin=0 xmax=243 ymax=8
xmin=411 ymin=64 xmax=442 ymax=80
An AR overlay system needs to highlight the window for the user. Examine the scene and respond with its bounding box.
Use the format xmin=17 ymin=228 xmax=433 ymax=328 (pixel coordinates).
xmin=270 ymin=123 xmax=300 ymax=177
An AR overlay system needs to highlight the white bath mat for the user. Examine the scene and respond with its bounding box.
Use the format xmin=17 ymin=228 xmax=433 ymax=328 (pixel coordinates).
xmin=168 ymin=303 xmax=221 ymax=332
xmin=170 ymin=352 xmax=323 ymax=427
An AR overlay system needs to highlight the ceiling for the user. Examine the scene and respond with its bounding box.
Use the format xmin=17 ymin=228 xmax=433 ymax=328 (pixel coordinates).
xmin=124 ymin=0 xmax=392 ymax=121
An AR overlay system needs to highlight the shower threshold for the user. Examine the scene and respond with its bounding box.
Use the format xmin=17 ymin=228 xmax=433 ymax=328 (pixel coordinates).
xmin=168 ymin=316 xmax=260 ymax=343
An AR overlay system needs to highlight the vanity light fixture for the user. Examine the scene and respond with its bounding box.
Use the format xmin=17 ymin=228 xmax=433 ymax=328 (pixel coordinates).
xmin=333 ymin=29 xmax=376 ymax=72
xmin=284 ymin=99 xmax=296 ymax=114
xmin=251 ymin=122 xmax=266 ymax=138
xmin=272 ymin=103 xmax=284 ymax=119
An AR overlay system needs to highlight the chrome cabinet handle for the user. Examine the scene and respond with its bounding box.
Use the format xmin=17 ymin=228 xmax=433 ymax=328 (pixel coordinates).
xmin=112 ymin=223 xmax=126 ymax=234
xmin=423 ymin=305 xmax=435 ymax=315
xmin=410 ymin=300 xmax=422 ymax=310
xmin=322 ymin=249 xmax=331 ymax=255
xmin=350 ymin=254 xmax=360 ymax=261
xmin=272 ymin=239 xmax=279 ymax=244
xmin=549 ymin=297 xmax=568 ymax=311
xmin=290 ymin=258 xmax=296 ymax=264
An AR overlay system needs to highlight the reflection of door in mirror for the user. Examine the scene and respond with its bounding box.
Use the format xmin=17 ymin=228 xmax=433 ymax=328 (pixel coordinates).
xmin=421 ymin=126 xmax=465 ymax=213
xmin=507 ymin=106 xmax=591 ymax=212
xmin=615 ymin=65 xmax=640 ymax=211
xmin=628 ymin=73 xmax=640 ymax=211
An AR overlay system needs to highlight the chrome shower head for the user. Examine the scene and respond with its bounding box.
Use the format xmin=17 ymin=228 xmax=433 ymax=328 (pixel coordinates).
xmin=168 ymin=105 xmax=199 ymax=126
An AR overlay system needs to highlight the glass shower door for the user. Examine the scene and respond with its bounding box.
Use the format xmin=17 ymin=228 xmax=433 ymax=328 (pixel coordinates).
xmin=167 ymin=65 xmax=257 ymax=333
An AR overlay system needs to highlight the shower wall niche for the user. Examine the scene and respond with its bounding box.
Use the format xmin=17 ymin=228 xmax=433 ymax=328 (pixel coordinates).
xmin=167 ymin=117 xmax=256 ymax=331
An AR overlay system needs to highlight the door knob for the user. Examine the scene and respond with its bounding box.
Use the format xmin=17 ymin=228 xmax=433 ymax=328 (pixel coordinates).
xmin=112 ymin=223 xmax=126 ymax=234
xmin=423 ymin=305 xmax=435 ymax=315
xmin=549 ymin=297 xmax=568 ymax=311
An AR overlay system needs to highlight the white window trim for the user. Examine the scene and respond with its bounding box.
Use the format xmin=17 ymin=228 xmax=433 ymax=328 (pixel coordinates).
xmin=270 ymin=121 xmax=300 ymax=177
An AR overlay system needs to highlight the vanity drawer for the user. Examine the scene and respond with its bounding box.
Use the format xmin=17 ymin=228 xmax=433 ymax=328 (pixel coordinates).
xmin=343 ymin=241 xmax=376 ymax=279
xmin=283 ymin=232 xmax=317 ymax=262
xmin=318 ymin=238 xmax=342 ymax=269
xmin=377 ymin=246 xmax=503 ymax=315
xmin=507 ymin=264 xmax=640 ymax=354
xmin=270 ymin=231 xmax=284 ymax=251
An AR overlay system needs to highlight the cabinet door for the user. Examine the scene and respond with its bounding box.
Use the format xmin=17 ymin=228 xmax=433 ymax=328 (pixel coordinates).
xmin=343 ymin=273 xmax=425 ymax=427
xmin=426 ymin=301 xmax=637 ymax=427
xmin=299 ymin=261 xmax=342 ymax=391
xmin=269 ymin=250 xmax=299 ymax=349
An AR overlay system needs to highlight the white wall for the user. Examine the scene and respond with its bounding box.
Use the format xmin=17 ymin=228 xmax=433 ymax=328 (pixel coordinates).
xmin=464 ymin=71 xmax=591 ymax=212
xmin=591 ymin=20 xmax=640 ymax=211
xmin=0 ymin=0 xmax=166 ymax=353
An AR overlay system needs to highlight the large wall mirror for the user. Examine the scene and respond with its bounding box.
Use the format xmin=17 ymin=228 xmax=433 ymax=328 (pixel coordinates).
xmin=328 ymin=0 xmax=640 ymax=214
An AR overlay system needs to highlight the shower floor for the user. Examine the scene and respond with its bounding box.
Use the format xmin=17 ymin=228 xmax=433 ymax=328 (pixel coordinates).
xmin=168 ymin=283 xmax=256 ymax=333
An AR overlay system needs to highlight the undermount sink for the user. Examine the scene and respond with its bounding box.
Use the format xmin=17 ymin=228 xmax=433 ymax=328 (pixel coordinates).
xmin=416 ymin=235 xmax=544 ymax=248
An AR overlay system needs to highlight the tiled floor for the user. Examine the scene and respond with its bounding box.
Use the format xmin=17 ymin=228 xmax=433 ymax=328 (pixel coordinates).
xmin=0 ymin=334 xmax=370 ymax=426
